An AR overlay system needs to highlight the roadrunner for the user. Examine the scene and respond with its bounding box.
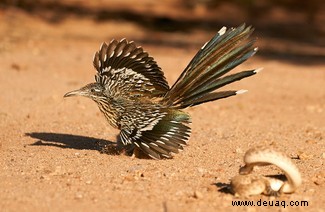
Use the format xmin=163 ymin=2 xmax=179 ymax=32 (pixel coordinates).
xmin=64 ymin=24 xmax=261 ymax=159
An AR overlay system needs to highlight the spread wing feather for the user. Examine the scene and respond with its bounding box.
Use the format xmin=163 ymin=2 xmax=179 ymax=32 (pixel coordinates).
xmin=93 ymin=39 xmax=170 ymax=97
xmin=119 ymin=109 xmax=191 ymax=159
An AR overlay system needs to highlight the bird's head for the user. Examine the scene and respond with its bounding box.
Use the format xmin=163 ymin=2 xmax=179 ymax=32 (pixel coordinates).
xmin=64 ymin=83 xmax=105 ymax=100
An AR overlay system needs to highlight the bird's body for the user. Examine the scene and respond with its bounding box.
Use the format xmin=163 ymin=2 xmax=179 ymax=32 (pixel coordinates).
xmin=64 ymin=24 xmax=260 ymax=159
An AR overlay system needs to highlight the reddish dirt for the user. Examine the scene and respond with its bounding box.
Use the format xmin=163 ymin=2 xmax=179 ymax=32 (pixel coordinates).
xmin=0 ymin=3 xmax=324 ymax=212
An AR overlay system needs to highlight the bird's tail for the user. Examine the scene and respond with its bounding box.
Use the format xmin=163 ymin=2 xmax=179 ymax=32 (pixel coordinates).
xmin=163 ymin=24 xmax=261 ymax=109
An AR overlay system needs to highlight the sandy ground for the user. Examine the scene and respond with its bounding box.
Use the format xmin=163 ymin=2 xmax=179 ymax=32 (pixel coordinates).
xmin=0 ymin=3 xmax=324 ymax=212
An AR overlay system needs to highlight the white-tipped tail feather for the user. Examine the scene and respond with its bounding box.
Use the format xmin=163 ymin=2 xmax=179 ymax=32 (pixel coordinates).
xmin=254 ymin=67 xmax=264 ymax=74
xmin=218 ymin=26 xmax=227 ymax=35
xmin=236 ymin=89 xmax=248 ymax=95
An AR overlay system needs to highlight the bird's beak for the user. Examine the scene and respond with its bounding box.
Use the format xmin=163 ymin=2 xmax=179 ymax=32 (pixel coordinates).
xmin=64 ymin=89 xmax=83 ymax=98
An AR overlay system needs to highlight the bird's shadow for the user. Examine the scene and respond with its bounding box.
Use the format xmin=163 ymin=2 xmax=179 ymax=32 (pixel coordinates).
xmin=25 ymin=132 xmax=119 ymax=155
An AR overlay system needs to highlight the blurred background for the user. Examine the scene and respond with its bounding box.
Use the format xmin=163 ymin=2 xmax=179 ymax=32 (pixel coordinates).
xmin=0 ymin=0 xmax=324 ymax=65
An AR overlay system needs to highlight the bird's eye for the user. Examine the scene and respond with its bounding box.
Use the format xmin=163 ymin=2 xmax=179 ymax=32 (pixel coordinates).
xmin=90 ymin=88 xmax=96 ymax=92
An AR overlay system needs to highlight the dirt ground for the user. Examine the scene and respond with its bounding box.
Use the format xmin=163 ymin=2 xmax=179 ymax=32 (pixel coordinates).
xmin=0 ymin=2 xmax=324 ymax=211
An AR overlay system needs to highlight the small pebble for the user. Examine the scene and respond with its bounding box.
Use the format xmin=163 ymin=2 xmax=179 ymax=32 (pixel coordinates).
xmin=75 ymin=193 xmax=83 ymax=199
xmin=297 ymin=151 xmax=313 ymax=160
xmin=313 ymin=171 xmax=325 ymax=186
xmin=193 ymin=191 xmax=203 ymax=199
xmin=11 ymin=63 xmax=21 ymax=71
xmin=321 ymin=153 xmax=325 ymax=159
xmin=305 ymin=140 xmax=317 ymax=144
xmin=235 ymin=148 xmax=243 ymax=154
xmin=123 ymin=175 xmax=136 ymax=182
xmin=197 ymin=167 xmax=207 ymax=175
xmin=306 ymin=188 xmax=316 ymax=194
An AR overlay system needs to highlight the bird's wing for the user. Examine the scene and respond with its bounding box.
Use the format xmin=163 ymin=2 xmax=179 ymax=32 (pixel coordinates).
xmin=119 ymin=108 xmax=191 ymax=160
xmin=93 ymin=39 xmax=169 ymax=97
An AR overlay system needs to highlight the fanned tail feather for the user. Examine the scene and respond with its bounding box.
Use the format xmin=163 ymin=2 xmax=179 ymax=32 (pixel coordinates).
xmin=163 ymin=24 xmax=260 ymax=109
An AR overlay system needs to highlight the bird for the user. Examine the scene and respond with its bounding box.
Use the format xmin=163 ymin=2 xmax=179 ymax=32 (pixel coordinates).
xmin=64 ymin=24 xmax=261 ymax=160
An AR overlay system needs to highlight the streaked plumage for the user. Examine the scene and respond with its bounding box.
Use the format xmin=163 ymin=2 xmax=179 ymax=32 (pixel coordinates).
xmin=64 ymin=24 xmax=260 ymax=159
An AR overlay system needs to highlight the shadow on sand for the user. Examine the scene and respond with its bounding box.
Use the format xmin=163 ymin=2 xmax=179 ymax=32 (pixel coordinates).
xmin=25 ymin=132 xmax=119 ymax=155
